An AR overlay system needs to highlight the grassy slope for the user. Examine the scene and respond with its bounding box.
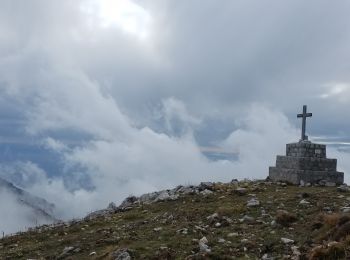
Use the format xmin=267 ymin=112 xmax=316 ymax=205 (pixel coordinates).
xmin=1 ymin=181 xmax=350 ymax=259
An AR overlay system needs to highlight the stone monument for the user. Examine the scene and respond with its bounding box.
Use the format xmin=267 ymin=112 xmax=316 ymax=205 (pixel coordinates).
xmin=269 ymin=105 xmax=344 ymax=185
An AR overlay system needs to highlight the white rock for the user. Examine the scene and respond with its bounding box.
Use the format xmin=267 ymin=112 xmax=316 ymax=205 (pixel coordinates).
xmin=281 ymin=237 xmax=294 ymax=244
xmin=215 ymin=222 xmax=221 ymax=227
xmin=291 ymin=246 xmax=301 ymax=257
xmin=240 ymin=215 xmax=255 ymax=223
xmin=200 ymin=189 xmax=213 ymax=196
xmin=199 ymin=236 xmax=208 ymax=244
xmin=207 ymin=213 xmax=219 ymax=220
xmin=227 ymin=232 xmax=239 ymax=237
xmin=199 ymin=236 xmax=211 ymax=253
xmin=299 ymin=199 xmax=310 ymax=205
xmin=153 ymin=227 xmax=163 ymax=232
xmin=199 ymin=242 xmax=211 ymax=253
xmin=341 ymin=207 xmax=350 ymax=213
xmin=247 ymin=198 xmax=260 ymax=207
xmin=89 ymin=251 xmax=96 ymax=256
xmin=218 ymin=238 xmax=226 ymax=243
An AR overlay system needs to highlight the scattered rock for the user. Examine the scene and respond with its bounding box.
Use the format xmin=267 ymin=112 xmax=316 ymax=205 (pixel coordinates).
xmin=218 ymin=238 xmax=226 ymax=243
xmin=57 ymin=246 xmax=75 ymax=259
xmin=341 ymin=207 xmax=350 ymax=213
xmin=199 ymin=182 xmax=214 ymax=191
xmin=176 ymin=228 xmax=188 ymax=235
xmin=107 ymin=202 xmax=117 ymax=210
xmin=247 ymin=198 xmax=260 ymax=207
xmin=111 ymin=248 xmax=131 ymax=260
xmin=207 ymin=213 xmax=219 ymax=221
xmin=299 ymin=199 xmax=310 ymax=205
xmin=200 ymin=189 xmax=213 ymax=196
xmin=240 ymin=215 xmax=255 ymax=223
xmin=199 ymin=237 xmax=211 ymax=253
xmin=337 ymin=185 xmax=350 ymax=192
xmin=281 ymin=237 xmax=294 ymax=244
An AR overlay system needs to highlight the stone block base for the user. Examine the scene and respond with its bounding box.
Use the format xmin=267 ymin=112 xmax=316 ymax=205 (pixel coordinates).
xmin=269 ymin=167 xmax=344 ymax=185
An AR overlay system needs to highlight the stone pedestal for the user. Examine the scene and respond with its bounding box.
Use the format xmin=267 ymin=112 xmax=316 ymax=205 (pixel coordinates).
xmin=269 ymin=141 xmax=344 ymax=185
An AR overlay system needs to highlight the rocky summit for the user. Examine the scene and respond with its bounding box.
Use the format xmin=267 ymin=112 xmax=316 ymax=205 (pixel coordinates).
xmin=1 ymin=180 xmax=350 ymax=259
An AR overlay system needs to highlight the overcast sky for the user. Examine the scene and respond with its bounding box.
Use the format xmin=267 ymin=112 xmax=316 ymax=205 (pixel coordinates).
xmin=1 ymin=0 xmax=350 ymax=232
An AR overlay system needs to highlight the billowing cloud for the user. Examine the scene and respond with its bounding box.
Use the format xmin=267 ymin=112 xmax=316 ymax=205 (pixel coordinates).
xmin=0 ymin=0 xmax=350 ymax=234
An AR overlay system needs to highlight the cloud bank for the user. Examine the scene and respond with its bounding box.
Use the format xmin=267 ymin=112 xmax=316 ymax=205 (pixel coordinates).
xmin=0 ymin=0 xmax=350 ymax=234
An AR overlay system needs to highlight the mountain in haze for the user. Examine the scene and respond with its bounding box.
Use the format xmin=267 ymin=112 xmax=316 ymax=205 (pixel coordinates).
xmin=0 ymin=177 xmax=58 ymax=228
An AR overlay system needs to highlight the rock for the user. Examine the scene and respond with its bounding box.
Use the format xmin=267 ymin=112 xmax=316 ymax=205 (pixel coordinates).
xmin=341 ymin=207 xmax=350 ymax=213
xmin=299 ymin=199 xmax=310 ymax=205
xmin=89 ymin=251 xmax=96 ymax=256
xmin=119 ymin=196 xmax=138 ymax=208
xmin=281 ymin=237 xmax=294 ymax=244
xmin=215 ymin=222 xmax=221 ymax=227
xmin=108 ymin=202 xmax=117 ymax=210
xmin=337 ymin=185 xmax=350 ymax=192
xmin=199 ymin=236 xmax=208 ymax=244
xmin=291 ymin=246 xmax=301 ymax=259
xmin=155 ymin=190 xmax=179 ymax=202
xmin=207 ymin=213 xmax=219 ymax=221
xmin=318 ymin=180 xmax=327 ymax=186
xmin=234 ymin=187 xmax=248 ymax=196
xmin=199 ymin=236 xmax=211 ymax=253
xmin=177 ymin=186 xmax=196 ymax=195
xmin=153 ymin=227 xmax=163 ymax=232
xmin=111 ymin=248 xmax=131 ymax=260
xmin=247 ymin=198 xmax=260 ymax=207
xmin=218 ymin=238 xmax=226 ymax=243
xmin=139 ymin=192 xmax=159 ymax=204
xmin=231 ymin=179 xmax=239 ymax=185
xmin=176 ymin=228 xmax=188 ymax=235
xmin=240 ymin=215 xmax=255 ymax=223
xmin=57 ymin=246 xmax=75 ymax=259
xmin=199 ymin=182 xmax=214 ymax=191
xmin=200 ymin=189 xmax=213 ymax=196
xmin=222 ymin=216 xmax=233 ymax=225
xmin=299 ymin=180 xmax=305 ymax=187
xmin=227 ymin=232 xmax=239 ymax=237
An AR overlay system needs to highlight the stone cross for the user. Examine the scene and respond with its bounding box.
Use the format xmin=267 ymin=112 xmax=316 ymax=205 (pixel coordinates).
xmin=297 ymin=105 xmax=312 ymax=141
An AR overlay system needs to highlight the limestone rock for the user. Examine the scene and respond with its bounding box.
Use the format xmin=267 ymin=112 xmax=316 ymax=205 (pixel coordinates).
xmin=281 ymin=237 xmax=294 ymax=244
xmin=247 ymin=198 xmax=260 ymax=207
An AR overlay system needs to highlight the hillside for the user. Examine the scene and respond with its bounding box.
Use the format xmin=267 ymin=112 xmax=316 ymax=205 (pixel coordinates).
xmin=1 ymin=180 xmax=350 ymax=259
xmin=0 ymin=177 xmax=57 ymax=228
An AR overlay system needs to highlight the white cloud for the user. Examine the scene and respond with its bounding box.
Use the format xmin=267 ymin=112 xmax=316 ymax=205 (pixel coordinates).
xmin=1 ymin=0 xmax=350 ymax=233
xmin=319 ymin=82 xmax=350 ymax=102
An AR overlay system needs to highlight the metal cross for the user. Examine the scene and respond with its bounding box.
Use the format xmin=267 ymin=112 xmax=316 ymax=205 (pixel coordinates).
xmin=297 ymin=105 xmax=312 ymax=141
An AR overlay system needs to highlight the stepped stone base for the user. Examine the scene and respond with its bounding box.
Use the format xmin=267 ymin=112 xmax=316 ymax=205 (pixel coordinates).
xmin=269 ymin=167 xmax=344 ymax=185
xmin=269 ymin=141 xmax=344 ymax=185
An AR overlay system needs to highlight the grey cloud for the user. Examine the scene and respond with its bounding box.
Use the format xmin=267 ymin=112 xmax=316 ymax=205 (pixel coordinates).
xmin=0 ymin=0 xmax=350 ymax=233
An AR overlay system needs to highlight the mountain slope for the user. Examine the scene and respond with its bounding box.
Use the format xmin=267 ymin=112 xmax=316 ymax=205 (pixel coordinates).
xmin=1 ymin=180 xmax=350 ymax=259
xmin=0 ymin=177 xmax=57 ymax=231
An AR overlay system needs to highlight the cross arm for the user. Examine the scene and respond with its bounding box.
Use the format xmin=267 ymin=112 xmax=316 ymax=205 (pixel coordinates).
xmin=297 ymin=113 xmax=312 ymax=118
